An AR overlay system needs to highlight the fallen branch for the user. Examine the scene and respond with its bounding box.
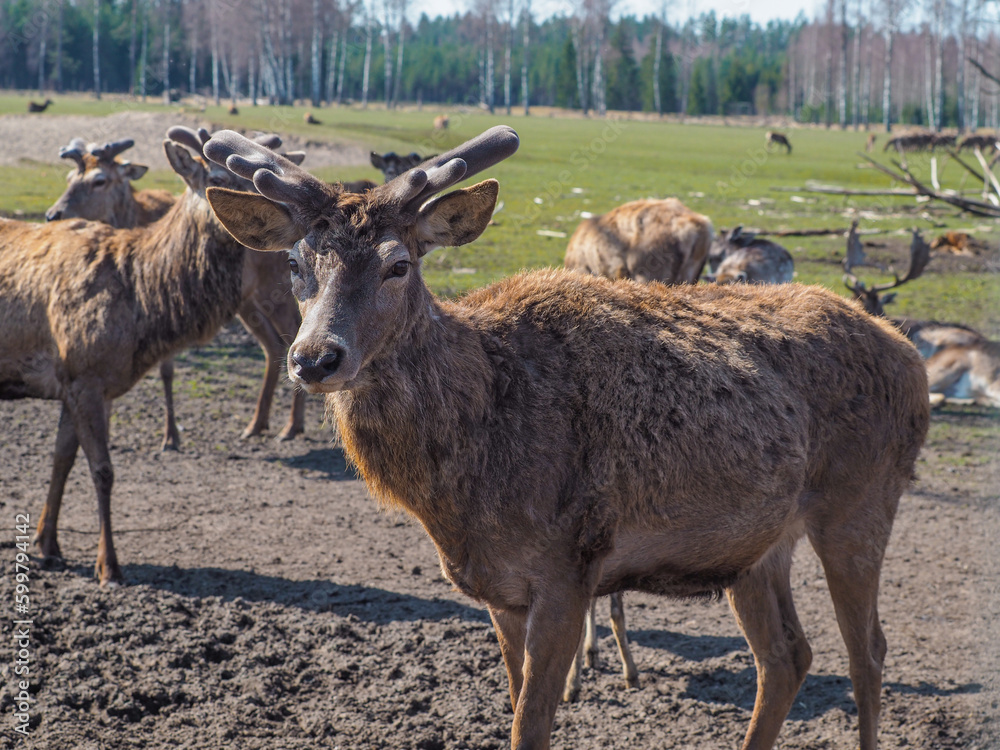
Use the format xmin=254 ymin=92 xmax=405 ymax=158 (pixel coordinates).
xmin=755 ymin=227 xmax=887 ymax=238
xmin=972 ymin=147 xmax=1000 ymax=203
xmin=856 ymin=152 xmax=1000 ymax=218
xmin=968 ymin=58 xmax=1000 ymax=87
xmin=772 ymin=185 xmax=917 ymax=196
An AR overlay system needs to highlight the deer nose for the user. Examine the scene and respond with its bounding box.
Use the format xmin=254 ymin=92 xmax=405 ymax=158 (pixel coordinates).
xmin=45 ymin=208 xmax=62 ymax=222
xmin=290 ymin=348 xmax=344 ymax=384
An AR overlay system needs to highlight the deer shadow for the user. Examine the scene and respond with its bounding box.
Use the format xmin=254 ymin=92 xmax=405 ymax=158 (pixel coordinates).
xmin=262 ymin=445 xmax=358 ymax=480
xmin=112 ymin=563 xmax=491 ymax=627
xmin=680 ymin=665 xmax=982 ymax=721
xmin=622 ymin=626 xmax=747 ymax=662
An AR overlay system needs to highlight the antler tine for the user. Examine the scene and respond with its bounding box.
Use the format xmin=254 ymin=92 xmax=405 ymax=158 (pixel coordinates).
xmin=91 ymin=138 xmax=135 ymax=161
xmin=844 ymin=219 xmax=866 ymax=274
xmin=59 ymin=138 xmax=87 ymax=172
xmin=382 ymin=125 xmax=519 ymax=210
xmin=868 ymin=229 xmax=932 ymax=293
xmin=252 ymin=133 xmax=283 ymax=150
xmin=167 ymin=126 xmax=207 ymax=157
xmin=203 ymin=129 xmax=335 ymax=213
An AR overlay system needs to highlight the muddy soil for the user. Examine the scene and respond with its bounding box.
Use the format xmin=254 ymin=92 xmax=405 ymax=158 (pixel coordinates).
xmin=0 ymin=321 xmax=997 ymax=750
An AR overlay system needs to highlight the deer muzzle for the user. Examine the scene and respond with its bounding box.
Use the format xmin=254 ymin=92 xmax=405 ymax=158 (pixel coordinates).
xmin=287 ymin=338 xmax=358 ymax=393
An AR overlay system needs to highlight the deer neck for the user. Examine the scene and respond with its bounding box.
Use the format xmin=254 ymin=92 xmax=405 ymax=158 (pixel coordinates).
xmin=329 ymin=290 xmax=495 ymax=555
xmin=111 ymin=187 xmax=140 ymax=229
xmin=129 ymin=190 xmax=246 ymax=378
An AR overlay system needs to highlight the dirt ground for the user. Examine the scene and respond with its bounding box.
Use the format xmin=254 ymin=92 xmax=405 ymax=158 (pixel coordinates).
xmin=0 ymin=320 xmax=998 ymax=750
xmin=0 ymin=110 xmax=368 ymax=170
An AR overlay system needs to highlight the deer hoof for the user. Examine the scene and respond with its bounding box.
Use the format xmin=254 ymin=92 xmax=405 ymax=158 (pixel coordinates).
xmin=240 ymin=423 xmax=267 ymax=440
xmin=275 ymin=425 xmax=303 ymax=442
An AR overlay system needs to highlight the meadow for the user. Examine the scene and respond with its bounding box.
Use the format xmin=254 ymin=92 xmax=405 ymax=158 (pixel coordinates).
xmin=1 ymin=91 xmax=997 ymax=335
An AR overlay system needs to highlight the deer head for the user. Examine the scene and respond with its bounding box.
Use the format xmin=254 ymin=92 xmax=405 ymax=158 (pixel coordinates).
xmin=47 ymin=138 xmax=149 ymax=223
xmin=370 ymin=151 xmax=434 ymax=182
xmin=204 ymin=125 xmax=519 ymax=393
xmin=844 ymin=223 xmax=931 ymax=316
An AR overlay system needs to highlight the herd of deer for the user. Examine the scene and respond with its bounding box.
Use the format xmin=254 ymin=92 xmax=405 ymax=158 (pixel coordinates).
xmin=0 ymin=119 xmax=994 ymax=750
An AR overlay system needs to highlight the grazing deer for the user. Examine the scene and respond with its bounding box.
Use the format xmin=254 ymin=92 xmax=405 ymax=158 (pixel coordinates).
xmin=46 ymin=132 xmax=307 ymax=447
xmin=706 ymin=227 xmax=795 ymax=285
xmin=765 ymin=131 xmax=791 ymax=153
xmin=204 ymin=125 xmax=930 ymax=750
xmin=28 ymin=99 xmax=53 ymax=113
xmin=563 ymin=198 xmax=713 ymax=284
xmin=433 ymin=114 xmax=449 ymax=130
xmin=370 ymin=151 xmax=433 ymax=182
xmin=0 ymin=127 xmax=273 ymax=586
xmin=958 ymin=132 xmax=998 ymax=152
xmin=844 ymin=223 xmax=1000 ymax=407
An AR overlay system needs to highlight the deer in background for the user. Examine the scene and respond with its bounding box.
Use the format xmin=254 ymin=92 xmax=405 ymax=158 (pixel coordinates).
xmin=433 ymin=114 xmax=449 ymax=130
xmin=0 ymin=127 xmax=282 ymax=585
xmin=204 ymin=125 xmax=929 ymax=750
xmin=765 ymin=131 xmax=792 ymax=153
xmin=844 ymin=222 xmax=1000 ymax=407
xmin=564 ymin=198 xmax=713 ymax=284
xmin=370 ymin=151 xmax=433 ymax=182
xmin=561 ymin=194 xmax=713 ymax=700
xmin=45 ymin=131 xmax=307 ymax=447
xmin=28 ymin=99 xmax=53 ymax=112
xmin=706 ymin=226 xmax=795 ymax=285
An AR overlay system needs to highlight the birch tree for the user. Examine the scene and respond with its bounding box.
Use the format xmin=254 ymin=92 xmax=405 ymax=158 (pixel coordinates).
xmin=521 ymin=0 xmax=530 ymax=114
xmin=93 ymin=0 xmax=101 ymax=99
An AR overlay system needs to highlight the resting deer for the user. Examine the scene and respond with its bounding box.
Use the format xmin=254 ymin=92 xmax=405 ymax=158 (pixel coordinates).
xmin=45 ymin=132 xmax=307 ymax=446
xmin=765 ymin=131 xmax=791 ymax=153
xmin=0 ymin=127 xmax=279 ymax=586
xmin=28 ymin=99 xmax=53 ymax=113
xmin=844 ymin=223 xmax=1000 ymax=407
xmin=706 ymin=226 xmax=795 ymax=285
xmin=203 ymin=125 xmax=930 ymax=750
xmin=563 ymin=198 xmax=713 ymax=284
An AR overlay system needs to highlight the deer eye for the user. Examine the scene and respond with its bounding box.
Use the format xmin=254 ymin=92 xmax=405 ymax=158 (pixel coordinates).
xmin=289 ymin=258 xmax=299 ymax=275
xmin=389 ymin=260 xmax=409 ymax=278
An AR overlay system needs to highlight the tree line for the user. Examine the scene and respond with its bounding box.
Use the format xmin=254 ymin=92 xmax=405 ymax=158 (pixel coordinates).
xmin=1 ymin=0 xmax=999 ymax=131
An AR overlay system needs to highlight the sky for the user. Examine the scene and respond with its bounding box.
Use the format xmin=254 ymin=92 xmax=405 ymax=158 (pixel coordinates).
xmin=425 ymin=0 xmax=822 ymax=25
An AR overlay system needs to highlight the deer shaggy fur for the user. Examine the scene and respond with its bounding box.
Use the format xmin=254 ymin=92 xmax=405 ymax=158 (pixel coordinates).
xmin=0 ymin=138 xmax=252 ymax=585
xmin=563 ymin=198 xmax=712 ymax=284
xmin=204 ymin=127 xmax=930 ymax=750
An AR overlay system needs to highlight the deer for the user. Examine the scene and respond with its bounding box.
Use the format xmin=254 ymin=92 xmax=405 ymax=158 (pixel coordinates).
xmin=370 ymin=151 xmax=433 ymax=182
xmin=0 ymin=127 xmax=287 ymax=587
xmin=202 ymin=125 xmax=930 ymax=750
xmin=765 ymin=131 xmax=791 ymax=153
xmin=563 ymin=198 xmax=713 ymax=285
xmin=45 ymin=132 xmax=307 ymax=447
xmin=28 ymin=98 xmax=53 ymax=113
xmin=958 ymin=132 xmax=998 ymax=152
xmin=844 ymin=222 xmax=1000 ymax=407
xmin=706 ymin=226 xmax=795 ymax=285
xmin=865 ymin=133 xmax=878 ymax=152
xmin=304 ymin=111 xmax=321 ymax=125
xmin=433 ymin=114 xmax=449 ymax=130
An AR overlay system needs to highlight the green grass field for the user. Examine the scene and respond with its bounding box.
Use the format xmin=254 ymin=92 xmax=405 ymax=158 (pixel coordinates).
xmin=2 ymin=92 xmax=997 ymax=335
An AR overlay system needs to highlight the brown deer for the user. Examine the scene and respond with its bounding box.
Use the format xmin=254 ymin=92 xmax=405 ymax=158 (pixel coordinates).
xmin=0 ymin=127 xmax=280 ymax=586
xmin=706 ymin=227 xmax=795 ymax=285
xmin=45 ymin=132 xmax=307 ymax=447
xmin=563 ymin=198 xmax=713 ymax=284
xmin=304 ymin=111 xmax=321 ymax=125
xmin=765 ymin=131 xmax=791 ymax=153
xmin=370 ymin=151 xmax=433 ymax=182
xmin=203 ymin=125 xmax=930 ymax=750
xmin=865 ymin=133 xmax=878 ymax=152
xmin=958 ymin=132 xmax=998 ymax=152
xmin=845 ymin=223 xmax=1000 ymax=407
xmin=433 ymin=114 xmax=449 ymax=130
xmin=28 ymin=98 xmax=53 ymax=112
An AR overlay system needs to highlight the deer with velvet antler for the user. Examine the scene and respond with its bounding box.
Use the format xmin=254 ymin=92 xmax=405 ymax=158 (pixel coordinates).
xmin=201 ymin=126 xmax=929 ymax=749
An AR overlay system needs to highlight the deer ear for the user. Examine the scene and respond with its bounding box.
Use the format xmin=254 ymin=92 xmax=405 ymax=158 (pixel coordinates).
xmin=207 ymin=188 xmax=305 ymax=252
xmin=121 ymin=162 xmax=149 ymax=181
xmin=164 ymin=140 xmax=204 ymax=188
xmin=415 ymin=179 xmax=499 ymax=256
xmin=370 ymin=152 xmax=386 ymax=170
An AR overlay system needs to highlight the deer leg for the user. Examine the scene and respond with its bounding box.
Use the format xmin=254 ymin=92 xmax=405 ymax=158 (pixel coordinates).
xmin=609 ymin=592 xmax=639 ymax=689
xmin=236 ymin=307 xmax=279 ymax=438
xmin=562 ymin=604 xmax=591 ymax=703
xmin=33 ymin=404 xmax=80 ymax=563
xmin=727 ymin=540 xmax=811 ymax=750
xmin=511 ymin=588 xmax=592 ymax=750
xmin=68 ymin=390 xmax=123 ymax=587
xmin=809 ymin=514 xmax=893 ymax=750
xmin=159 ymin=358 xmax=181 ymax=451
xmin=489 ymin=606 xmax=527 ymax=714
xmin=583 ymin=597 xmax=599 ymax=668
